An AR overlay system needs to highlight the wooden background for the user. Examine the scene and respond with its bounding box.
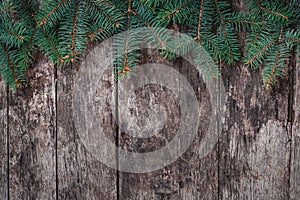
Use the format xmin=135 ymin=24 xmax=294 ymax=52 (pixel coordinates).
xmin=0 ymin=41 xmax=299 ymax=200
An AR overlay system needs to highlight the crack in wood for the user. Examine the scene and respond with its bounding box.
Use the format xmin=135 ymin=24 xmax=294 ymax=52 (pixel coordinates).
xmin=6 ymin=84 xmax=10 ymax=200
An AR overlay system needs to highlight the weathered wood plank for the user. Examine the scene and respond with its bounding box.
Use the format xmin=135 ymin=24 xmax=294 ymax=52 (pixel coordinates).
xmin=219 ymin=64 xmax=291 ymax=199
xmin=218 ymin=1 xmax=291 ymax=198
xmin=290 ymin=60 xmax=300 ymax=199
xmin=118 ymin=52 xmax=219 ymax=199
xmin=8 ymin=58 xmax=57 ymax=199
xmin=57 ymin=41 xmax=117 ymax=199
xmin=0 ymin=78 xmax=8 ymax=200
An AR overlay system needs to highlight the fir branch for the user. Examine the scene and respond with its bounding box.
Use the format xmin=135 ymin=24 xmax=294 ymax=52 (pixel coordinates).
xmin=264 ymin=26 xmax=283 ymax=88
xmin=70 ymin=3 xmax=79 ymax=63
xmin=57 ymin=1 xmax=89 ymax=64
xmin=21 ymin=0 xmax=37 ymax=19
xmin=195 ymin=42 xmax=219 ymax=78
xmin=200 ymin=34 xmax=223 ymax=58
xmin=7 ymin=29 xmax=25 ymax=40
xmin=163 ymin=0 xmax=192 ymax=20
xmin=195 ymin=0 xmax=204 ymax=41
xmin=140 ymin=0 xmax=169 ymax=8
xmin=246 ymin=18 xmax=265 ymax=52
xmin=255 ymin=1 xmax=288 ymax=20
xmin=284 ymin=29 xmax=300 ymax=49
xmin=39 ymin=0 xmax=69 ymax=26
xmin=0 ymin=0 xmax=298 ymax=89
xmin=0 ymin=3 xmax=13 ymax=13
xmin=224 ymin=19 xmax=258 ymax=25
xmin=136 ymin=0 xmax=155 ymax=11
xmin=20 ymin=1 xmax=38 ymax=63
xmin=214 ymin=0 xmax=235 ymax=63
xmin=23 ymin=26 xmax=37 ymax=62
xmin=123 ymin=0 xmax=131 ymax=70
xmin=245 ymin=39 xmax=277 ymax=65
xmin=115 ymin=0 xmax=132 ymax=78
xmin=40 ymin=27 xmax=62 ymax=63
xmin=285 ymin=38 xmax=300 ymax=43
xmin=130 ymin=10 xmax=167 ymax=49
xmin=171 ymin=38 xmax=194 ymax=53
xmin=1 ymin=43 xmax=20 ymax=87
xmin=87 ymin=0 xmax=121 ymax=28
xmin=88 ymin=26 xmax=106 ymax=39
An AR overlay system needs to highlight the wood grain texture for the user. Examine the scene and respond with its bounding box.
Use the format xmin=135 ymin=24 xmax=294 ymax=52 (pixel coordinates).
xmin=219 ymin=64 xmax=291 ymax=199
xmin=290 ymin=60 xmax=300 ymax=200
xmin=57 ymin=41 xmax=117 ymax=200
xmin=218 ymin=1 xmax=291 ymax=198
xmin=0 ymin=78 xmax=8 ymax=200
xmin=0 ymin=24 xmax=298 ymax=200
xmin=118 ymin=52 xmax=218 ymax=200
xmin=8 ymin=58 xmax=56 ymax=199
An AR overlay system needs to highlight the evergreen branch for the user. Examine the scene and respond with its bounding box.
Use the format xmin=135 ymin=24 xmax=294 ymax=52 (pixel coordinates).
xmin=245 ymin=39 xmax=277 ymax=65
xmin=130 ymin=10 xmax=167 ymax=49
xmin=255 ymin=1 xmax=288 ymax=20
xmin=57 ymin=1 xmax=89 ymax=64
xmin=128 ymin=0 xmax=132 ymax=13
xmin=6 ymin=30 xmax=25 ymax=40
xmin=22 ymin=0 xmax=36 ymax=18
xmin=171 ymin=38 xmax=194 ymax=52
xmin=123 ymin=0 xmax=131 ymax=70
xmin=284 ymin=29 xmax=300 ymax=49
xmin=285 ymin=38 xmax=300 ymax=43
xmin=214 ymin=0 xmax=234 ymax=63
xmin=39 ymin=0 xmax=69 ymax=26
xmin=70 ymin=3 xmax=79 ymax=63
xmin=195 ymin=0 xmax=204 ymax=40
xmin=0 ymin=3 xmax=13 ymax=13
xmin=224 ymin=19 xmax=258 ymax=25
xmin=201 ymin=34 xmax=223 ymax=58
xmin=0 ymin=0 xmax=298 ymax=89
xmin=264 ymin=27 xmax=283 ymax=88
xmin=1 ymin=43 xmax=20 ymax=86
xmin=140 ymin=0 xmax=168 ymax=8
xmin=40 ymin=27 xmax=61 ymax=63
xmin=137 ymin=0 xmax=155 ymax=11
xmin=23 ymin=26 xmax=37 ymax=62
xmin=0 ymin=21 xmax=28 ymax=48
xmin=115 ymin=0 xmax=132 ymax=77
xmin=88 ymin=26 xmax=106 ymax=39
xmin=87 ymin=0 xmax=121 ymax=28
xmin=21 ymin=1 xmax=38 ymax=63
xmin=164 ymin=0 xmax=192 ymax=19
xmin=196 ymin=42 xmax=219 ymax=78
xmin=246 ymin=18 xmax=265 ymax=52
xmin=283 ymin=0 xmax=300 ymax=9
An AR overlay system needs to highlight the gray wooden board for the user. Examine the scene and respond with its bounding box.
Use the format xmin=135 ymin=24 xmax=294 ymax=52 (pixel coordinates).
xmin=0 ymin=22 xmax=298 ymax=200
xmin=0 ymin=78 xmax=8 ymax=199
xmin=217 ymin=1 xmax=291 ymax=198
xmin=117 ymin=52 xmax=219 ymax=199
xmin=57 ymin=41 xmax=117 ymax=200
xmin=291 ymin=61 xmax=300 ymax=200
xmin=219 ymin=64 xmax=291 ymax=199
xmin=8 ymin=58 xmax=56 ymax=199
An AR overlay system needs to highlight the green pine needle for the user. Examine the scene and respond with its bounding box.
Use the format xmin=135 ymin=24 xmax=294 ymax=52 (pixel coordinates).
xmin=0 ymin=0 xmax=298 ymax=89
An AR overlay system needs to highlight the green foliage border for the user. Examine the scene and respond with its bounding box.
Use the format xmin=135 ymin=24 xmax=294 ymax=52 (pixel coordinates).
xmin=0 ymin=0 xmax=299 ymax=89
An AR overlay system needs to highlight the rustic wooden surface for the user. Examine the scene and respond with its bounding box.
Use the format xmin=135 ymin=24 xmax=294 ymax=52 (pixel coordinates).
xmin=219 ymin=64 xmax=291 ymax=199
xmin=0 ymin=78 xmax=8 ymax=199
xmin=218 ymin=1 xmax=294 ymax=198
xmin=117 ymin=52 xmax=218 ymax=200
xmin=56 ymin=41 xmax=117 ymax=199
xmin=8 ymin=58 xmax=56 ymax=199
xmin=0 ymin=45 xmax=299 ymax=200
xmin=291 ymin=60 xmax=300 ymax=200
